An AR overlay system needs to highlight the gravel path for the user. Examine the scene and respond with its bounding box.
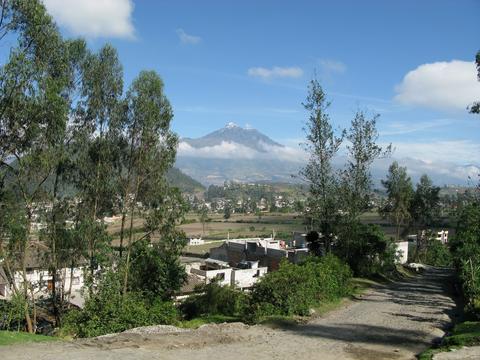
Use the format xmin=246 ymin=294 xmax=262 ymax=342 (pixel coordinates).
xmin=0 ymin=267 xmax=460 ymax=360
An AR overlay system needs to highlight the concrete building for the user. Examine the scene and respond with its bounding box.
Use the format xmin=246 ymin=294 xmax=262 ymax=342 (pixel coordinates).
xmin=209 ymin=237 xmax=309 ymax=271
xmin=181 ymin=258 xmax=268 ymax=293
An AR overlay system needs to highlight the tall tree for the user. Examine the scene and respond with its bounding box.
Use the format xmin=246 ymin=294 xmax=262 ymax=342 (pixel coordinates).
xmin=380 ymin=161 xmax=414 ymax=241
xmin=198 ymin=204 xmax=209 ymax=237
xmin=0 ymin=0 xmax=75 ymax=332
xmin=119 ymin=70 xmax=182 ymax=296
xmin=72 ymin=44 xmax=123 ymax=289
xmin=410 ymin=174 xmax=440 ymax=230
xmin=341 ymin=110 xmax=391 ymax=222
xmin=300 ymin=78 xmax=343 ymax=252
xmin=337 ymin=110 xmax=390 ymax=263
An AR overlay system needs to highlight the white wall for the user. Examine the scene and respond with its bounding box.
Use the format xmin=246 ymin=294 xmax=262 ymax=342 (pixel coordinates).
xmin=395 ymin=241 xmax=409 ymax=264
xmin=232 ymin=267 xmax=267 ymax=289
xmin=191 ymin=267 xmax=232 ymax=287
xmin=4 ymin=267 xmax=85 ymax=300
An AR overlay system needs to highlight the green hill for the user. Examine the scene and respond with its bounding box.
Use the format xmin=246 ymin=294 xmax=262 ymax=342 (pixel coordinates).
xmin=166 ymin=167 xmax=205 ymax=193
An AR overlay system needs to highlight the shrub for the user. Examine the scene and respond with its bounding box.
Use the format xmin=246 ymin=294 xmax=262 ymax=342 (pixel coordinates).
xmin=450 ymin=203 xmax=480 ymax=316
xmin=247 ymin=254 xmax=352 ymax=320
xmin=180 ymin=281 xmax=246 ymax=320
xmin=0 ymin=295 xmax=27 ymax=331
xmin=423 ymin=240 xmax=452 ymax=267
xmin=335 ymin=223 xmax=396 ymax=276
xmin=62 ymin=270 xmax=178 ymax=337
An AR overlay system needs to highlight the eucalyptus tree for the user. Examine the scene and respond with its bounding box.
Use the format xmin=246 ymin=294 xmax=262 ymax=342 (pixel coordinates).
xmin=300 ymin=78 xmax=343 ymax=252
xmin=380 ymin=161 xmax=414 ymax=241
xmin=117 ymin=70 xmax=185 ymax=296
xmin=71 ymin=44 xmax=123 ymax=286
xmin=0 ymin=0 xmax=76 ymax=332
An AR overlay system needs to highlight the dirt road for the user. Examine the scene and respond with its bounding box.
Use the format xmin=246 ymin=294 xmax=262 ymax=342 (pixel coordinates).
xmin=0 ymin=267 xmax=458 ymax=360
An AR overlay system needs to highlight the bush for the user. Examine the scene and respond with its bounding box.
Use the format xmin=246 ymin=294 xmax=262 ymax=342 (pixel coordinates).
xmin=247 ymin=254 xmax=352 ymax=320
xmin=450 ymin=203 xmax=480 ymax=316
xmin=62 ymin=270 xmax=178 ymax=337
xmin=0 ymin=295 xmax=27 ymax=331
xmin=180 ymin=282 xmax=246 ymax=320
xmin=423 ymin=240 xmax=452 ymax=267
xmin=335 ymin=223 xmax=396 ymax=276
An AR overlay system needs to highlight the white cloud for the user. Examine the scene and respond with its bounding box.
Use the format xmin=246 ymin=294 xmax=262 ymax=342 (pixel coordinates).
xmin=178 ymin=141 xmax=306 ymax=162
xmin=176 ymin=29 xmax=201 ymax=44
xmin=247 ymin=66 xmax=303 ymax=80
xmin=178 ymin=141 xmax=257 ymax=159
xmin=386 ymin=140 xmax=480 ymax=165
xmin=394 ymin=60 xmax=480 ymax=111
xmin=43 ymin=0 xmax=135 ymax=39
xmin=319 ymin=59 xmax=346 ymax=74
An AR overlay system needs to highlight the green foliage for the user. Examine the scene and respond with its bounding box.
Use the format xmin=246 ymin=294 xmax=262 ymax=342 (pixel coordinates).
xmin=247 ymin=255 xmax=352 ymax=320
xmin=410 ymin=174 xmax=440 ymax=229
xmin=335 ymin=223 xmax=396 ymax=276
xmin=166 ymin=167 xmax=204 ymax=193
xmin=450 ymin=203 xmax=480 ymax=315
xmin=0 ymin=295 xmax=27 ymax=331
xmin=128 ymin=239 xmax=187 ymax=301
xmin=300 ymin=78 xmax=344 ymax=251
xmin=340 ymin=111 xmax=391 ymax=222
xmin=418 ymin=321 xmax=480 ymax=360
xmin=380 ymin=161 xmax=413 ymax=240
xmin=180 ymin=282 xmax=247 ymax=320
xmin=223 ymin=204 xmax=231 ymax=220
xmin=423 ymin=240 xmax=452 ymax=267
xmin=62 ymin=270 xmax=178 ymax=338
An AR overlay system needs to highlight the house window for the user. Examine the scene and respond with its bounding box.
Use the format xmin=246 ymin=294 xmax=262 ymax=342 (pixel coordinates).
xmin=215 ymin=272 xmax=225 ymax=281
xmin=72 ymin=277 xmax=80 ymax=285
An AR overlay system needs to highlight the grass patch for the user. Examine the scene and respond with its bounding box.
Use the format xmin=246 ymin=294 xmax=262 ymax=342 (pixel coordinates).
xmin=177 ymin=315 xmax=240 ymax=329
xmin=418 ymin=321 xmax=480 ymax=360
xmin=351 ymin=277 xmax=380 ymax=295
xmin=0 ymin=331 xmax=57 ymax=346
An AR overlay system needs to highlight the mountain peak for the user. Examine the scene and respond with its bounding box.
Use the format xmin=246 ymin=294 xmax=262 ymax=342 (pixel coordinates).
xmin=225 ymin=122 xmax=239 ymax=129
xmin=181 ymin=123 xmax=284 ymax=152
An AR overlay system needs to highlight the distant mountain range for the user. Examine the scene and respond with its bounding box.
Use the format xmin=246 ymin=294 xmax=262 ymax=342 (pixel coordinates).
xmin=176 ymin=123 xmax=302 ymax=185
xmin=175 ymin=123 xmax=479 ymax=187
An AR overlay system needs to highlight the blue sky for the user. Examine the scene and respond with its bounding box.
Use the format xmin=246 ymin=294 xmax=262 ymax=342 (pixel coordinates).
xmin=31 ymin=1 xmax=480 ymax=183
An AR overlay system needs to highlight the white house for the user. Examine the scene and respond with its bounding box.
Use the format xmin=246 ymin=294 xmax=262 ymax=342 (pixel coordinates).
xmin=0 ymin=265 xmax=86 ymax=306
xmin=188 ymin=237 xmax=205 ymax=246
xmin=185 ymin=258 xmax=268 ymax=290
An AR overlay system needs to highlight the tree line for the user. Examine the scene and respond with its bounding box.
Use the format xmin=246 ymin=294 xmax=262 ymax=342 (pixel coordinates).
xmin=0 ymin=0 xmax=186 ymax=332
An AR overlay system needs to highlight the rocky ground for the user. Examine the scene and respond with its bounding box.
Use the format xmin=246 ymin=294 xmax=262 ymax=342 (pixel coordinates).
xmin=1 ymin=267 xmax=468 ymax=360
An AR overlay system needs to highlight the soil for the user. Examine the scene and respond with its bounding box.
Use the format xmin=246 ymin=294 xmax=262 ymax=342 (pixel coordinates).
xmin=0 ymin=267 xmax=465 ymax=360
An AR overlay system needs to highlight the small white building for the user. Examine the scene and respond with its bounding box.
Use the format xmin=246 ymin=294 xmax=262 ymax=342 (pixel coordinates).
xmin=186 ymin=258 xmax=267 ymax=290
xmin=0 ymin=265 xmax=86 ymax=307
xmin=188 ymin=237 xmax=205 ymax=246
xmin=436 ymin=230 xmax=448 ymax=244
xmin=395 ymin=241 xmax=409 ymax=264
